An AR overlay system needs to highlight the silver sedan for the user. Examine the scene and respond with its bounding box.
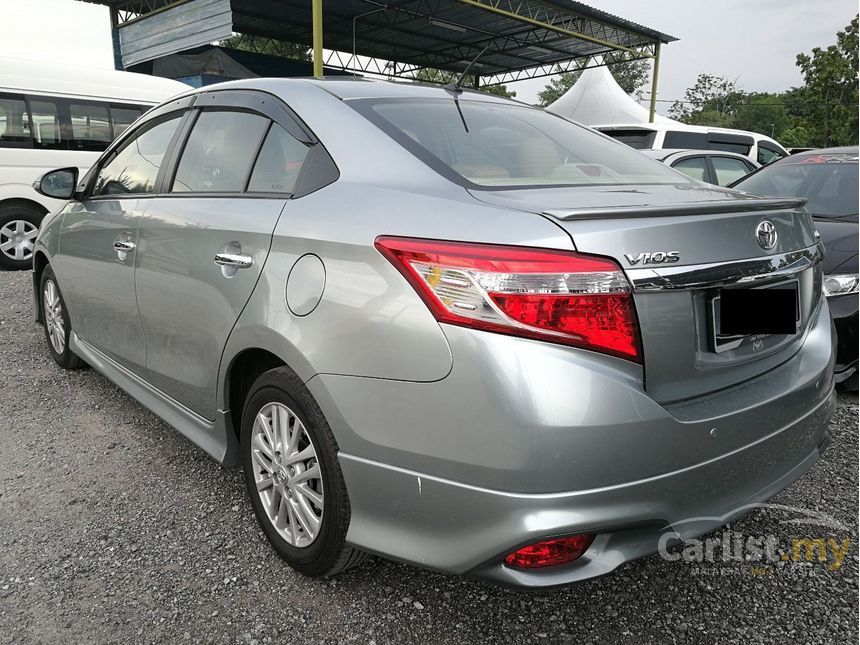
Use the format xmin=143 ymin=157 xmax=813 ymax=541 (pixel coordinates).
xmin=31 ymin=78 xmax=834 ymax=587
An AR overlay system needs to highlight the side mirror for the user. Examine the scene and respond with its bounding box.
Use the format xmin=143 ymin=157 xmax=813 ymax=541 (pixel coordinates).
xmin=33 ymin=167 xmax=79 ymax=200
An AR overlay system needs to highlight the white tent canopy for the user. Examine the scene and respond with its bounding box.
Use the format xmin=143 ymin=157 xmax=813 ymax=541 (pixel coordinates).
xmin=546 ymin=64 xmax=676 ymax=126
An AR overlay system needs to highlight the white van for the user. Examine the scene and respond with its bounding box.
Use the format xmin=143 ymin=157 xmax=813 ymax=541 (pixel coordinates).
xmin=594 ymin=122 xmax=789 ymax=167
xmin=0 ymin=58 xmax=187 ymax=269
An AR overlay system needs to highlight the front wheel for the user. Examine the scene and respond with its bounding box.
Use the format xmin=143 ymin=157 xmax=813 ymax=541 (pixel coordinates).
xmin=241 ymin=367 xmax=368 ymax=577
xmin=40 ymin=265 xmax=85 ymax=370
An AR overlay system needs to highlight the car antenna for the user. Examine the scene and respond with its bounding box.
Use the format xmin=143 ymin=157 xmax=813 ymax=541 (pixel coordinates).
xmin=444 ymin=45 xmax=489 ymax=93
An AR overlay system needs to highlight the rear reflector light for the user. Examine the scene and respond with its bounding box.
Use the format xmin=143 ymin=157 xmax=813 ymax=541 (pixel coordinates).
xmin=374 ymin=237 xmax=641 ymax=361
xmin=504 ymin=535 xmax=595 ymax=569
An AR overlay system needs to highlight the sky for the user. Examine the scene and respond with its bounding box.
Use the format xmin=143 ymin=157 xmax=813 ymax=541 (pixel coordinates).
xmin=0 ymin=0 xmax=856 ymax=112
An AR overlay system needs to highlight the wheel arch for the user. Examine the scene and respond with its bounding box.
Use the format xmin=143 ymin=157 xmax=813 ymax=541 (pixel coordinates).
xmin=0 ymin=197 xmax=49 ymax=218
xmin=32 ymin=250 xmax=51 ymax=323
xmin=223 ymin=347 xmax=290 ymax=443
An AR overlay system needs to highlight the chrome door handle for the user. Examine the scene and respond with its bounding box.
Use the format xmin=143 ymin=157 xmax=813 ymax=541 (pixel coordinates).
xmin=113 ymin=240 xmax=136 ymax=253
xmin=213 ymin=252 xmax=252 ymax=269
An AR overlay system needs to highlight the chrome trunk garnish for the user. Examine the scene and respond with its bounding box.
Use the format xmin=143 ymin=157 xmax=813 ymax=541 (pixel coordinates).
xmin=626 ymin=243 xmax=824 ymax=292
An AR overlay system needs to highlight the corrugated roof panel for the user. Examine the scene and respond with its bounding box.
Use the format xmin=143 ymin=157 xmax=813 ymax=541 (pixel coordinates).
xmin=80 ymin=0 xmax=676 ymax=77
xmin=118 ymin=0 xmax=234 ymax=67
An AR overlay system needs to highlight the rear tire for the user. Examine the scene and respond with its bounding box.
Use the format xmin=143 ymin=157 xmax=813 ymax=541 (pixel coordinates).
xmin=241 ymin=366 xmax=368 ymax=577
xmin=0 ymin=203 xmax=43 ymax=270
xmin=40 ymin=265 xmax=85 ymax=370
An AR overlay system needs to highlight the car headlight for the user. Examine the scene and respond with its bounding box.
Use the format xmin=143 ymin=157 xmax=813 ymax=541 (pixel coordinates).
xmin=822 ymin=274 xmax=860 ymax=297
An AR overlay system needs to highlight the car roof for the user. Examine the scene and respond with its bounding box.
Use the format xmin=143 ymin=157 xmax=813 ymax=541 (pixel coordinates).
xmin=778 ymin=146 xmax=859 ymax=165
xmin=190 ymin=76 xmax=524 ymax=106
xmin=302 ymin=77 xmax=515 ymax=102
xmin=595 ymin=122 xmax=786 ymax=149
xmin=641 ymin=149 xmax=754 ymax=162
xmin=0 ymin=56 xmax=188 ymax=104
xmin=801 ymin=145 xmax=858 ymax=154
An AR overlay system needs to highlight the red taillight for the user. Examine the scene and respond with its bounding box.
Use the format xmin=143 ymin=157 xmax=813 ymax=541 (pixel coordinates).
xmin=374 ymin=236 xmax=641 ymax=362
xmin=504 ymin=535 xmax=595 ymax=569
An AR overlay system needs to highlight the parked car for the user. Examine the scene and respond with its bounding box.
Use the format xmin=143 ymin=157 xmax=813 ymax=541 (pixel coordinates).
xmin=0 ymin=57 xmax=187 ymax=270
xmin=595 ymin=121 xmax=788 ymax=166
xmin=31 ymin=79 xmax=834 ymax=588
xmin=642 ymin=149 xmax=758 ymax=186
xmin=731 ymin=147 xmax=858 ymax=390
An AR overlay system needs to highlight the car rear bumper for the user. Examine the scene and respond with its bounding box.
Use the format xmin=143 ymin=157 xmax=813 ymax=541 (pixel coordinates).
xmin=309 ymin=301 xmax=835 ymax=587
xmin=338 ymin=391 xmax=833 ymax=587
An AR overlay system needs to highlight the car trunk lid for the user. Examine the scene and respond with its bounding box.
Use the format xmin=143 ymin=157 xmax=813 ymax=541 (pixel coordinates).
xmin=469 ymin=184 xmax=823 ymax=403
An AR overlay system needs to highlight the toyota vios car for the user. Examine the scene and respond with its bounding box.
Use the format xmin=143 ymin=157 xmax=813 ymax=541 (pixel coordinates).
xmin=31 ymin=79 xmax=835 ymax=588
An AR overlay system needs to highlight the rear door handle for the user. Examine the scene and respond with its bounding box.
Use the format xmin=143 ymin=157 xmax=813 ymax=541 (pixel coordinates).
xmin=213 ymin=252 xmax=253 ymax=269
xmin=113 ymin=240 xmax=136 ymax=253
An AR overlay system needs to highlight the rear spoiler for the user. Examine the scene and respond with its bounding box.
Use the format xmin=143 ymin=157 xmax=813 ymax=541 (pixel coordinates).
xmin=544 ymin=197 xmax=807 ymax=221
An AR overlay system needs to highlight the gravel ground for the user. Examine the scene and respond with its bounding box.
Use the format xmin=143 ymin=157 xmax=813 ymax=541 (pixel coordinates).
xmin=0 ymin=268 xmax=857 ymax=645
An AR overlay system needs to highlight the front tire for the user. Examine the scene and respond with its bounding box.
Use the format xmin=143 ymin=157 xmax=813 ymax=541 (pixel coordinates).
xmin=40 ymin=265 xmax=84 ymax=370
xmin=0 ymin=203 xmax=43 ymax=270
xmin=241 ymin=367 xmax=368 ymax=577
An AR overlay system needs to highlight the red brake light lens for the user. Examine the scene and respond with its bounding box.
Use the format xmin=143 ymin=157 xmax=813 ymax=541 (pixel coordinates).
xmin=374 ymin=236 xmax=641 ymax=362
xmin=504 ymin=535 xmax=595 ymax=569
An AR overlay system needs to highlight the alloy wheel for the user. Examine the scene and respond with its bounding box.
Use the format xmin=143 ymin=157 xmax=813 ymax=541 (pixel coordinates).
xmin=43 ymin=279 xmax=65 ymax=354
xmin=251 ymin=402 xmax=324 ymax=548
xmin=0 ymin=220 xmax=38 ymax=262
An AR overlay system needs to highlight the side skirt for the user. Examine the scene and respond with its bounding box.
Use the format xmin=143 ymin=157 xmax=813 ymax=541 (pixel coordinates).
xmin=70 ymin=333 xmax=240 ymax=466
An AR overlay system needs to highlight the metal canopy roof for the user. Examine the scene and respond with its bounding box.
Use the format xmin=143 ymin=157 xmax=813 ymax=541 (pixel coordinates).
xmin=83 ymin=0 xmax=675 ymax=85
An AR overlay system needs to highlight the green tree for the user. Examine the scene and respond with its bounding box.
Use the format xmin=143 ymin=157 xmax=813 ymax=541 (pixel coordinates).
xmin=779 ymin=124 xmax=814 ymax=148
xmin=668 ymin=73 xmax=745 ymax=125
xmin=794 ymin=15 xmax=858 ymax=146
xmin=414 ymin=68 xmax=516 ymax=98
xmin=731 ymin=93 xmax=789 ymax=139
xmin=220 ymin=34 xmax=311 ymax=62
xmin=537 ymin=56 xmax=651 ymax=106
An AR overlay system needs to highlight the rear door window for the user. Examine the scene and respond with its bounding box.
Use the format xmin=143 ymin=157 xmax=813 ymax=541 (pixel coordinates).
xmin=671 ymin=156 xmax=710 ymax=182
xmin=757 ymin=142 xmax=786 ymax=165
xmin=92 ymin=115 xmax=183 ymax=196
xmin=711 ymin=156 xmax=753 ymax=186
xmin=247 ymin=123 xmax=310 ymax=194
xmin=171 ymin=110 xmax=269 ymax=193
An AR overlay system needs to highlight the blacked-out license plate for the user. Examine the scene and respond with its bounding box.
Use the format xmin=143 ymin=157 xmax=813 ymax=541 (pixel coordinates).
xmin=711 ymin=281 xmax=799 ymax=353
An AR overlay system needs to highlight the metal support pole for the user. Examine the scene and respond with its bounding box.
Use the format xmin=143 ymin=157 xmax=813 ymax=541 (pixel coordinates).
xmin=109 ymin=8 xmax=123 ymax=70
xmin=313 ymin=0 xmax=324 ymax=78
xmin=648 ymin=42 xmax=661 ymax=123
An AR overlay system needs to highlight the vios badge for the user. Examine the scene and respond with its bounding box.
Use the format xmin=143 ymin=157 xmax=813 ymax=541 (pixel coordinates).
xmin=755 ymin=220 xmax=778 ymax=250
xmin=624 ymin=251 xmax=681 ymax=265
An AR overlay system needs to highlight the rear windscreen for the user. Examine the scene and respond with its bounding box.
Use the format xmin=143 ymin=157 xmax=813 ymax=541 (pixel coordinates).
xmin=353 ymin=98 xmax=687 ymax=188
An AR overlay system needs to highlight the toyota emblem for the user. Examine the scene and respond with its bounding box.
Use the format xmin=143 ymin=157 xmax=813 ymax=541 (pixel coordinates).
xmin=755 ymin=220 xmax=778 ymax=250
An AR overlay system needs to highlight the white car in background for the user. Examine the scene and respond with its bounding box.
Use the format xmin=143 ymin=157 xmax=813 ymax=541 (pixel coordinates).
xmin=642 ymin=149 xmax=759 ymax=186
xmin=596 ymin=121 xmax=788 ymax=167
xmin=0 ymin=57 xmax=186 ymax=269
